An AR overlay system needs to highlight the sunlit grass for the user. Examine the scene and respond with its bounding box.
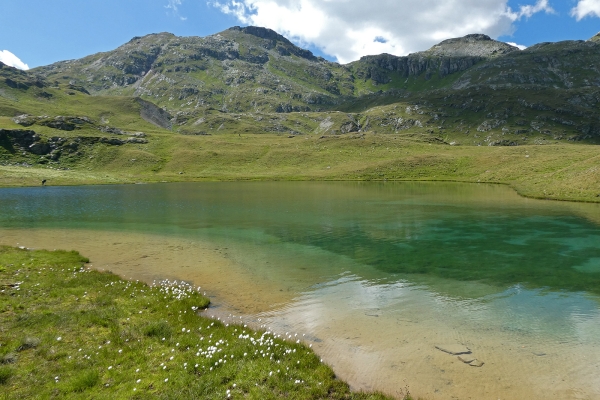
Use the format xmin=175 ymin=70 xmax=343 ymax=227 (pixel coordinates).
xmin=1 ymin=132 xmax=598 ymax=203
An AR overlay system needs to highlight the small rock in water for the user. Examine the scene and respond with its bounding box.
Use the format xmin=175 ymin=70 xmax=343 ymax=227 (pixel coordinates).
xmin=533 ymin=352 xmax=546 ymax=357
xmin=469 ymin=359 xmax=484 ymax=367
xmin=458 ymin=354 xmax=476 ymax=364
xmin=365 ymin=308 xmax=381 ymax=317
xmin=435 ymin=344 xmax=471 ymax=355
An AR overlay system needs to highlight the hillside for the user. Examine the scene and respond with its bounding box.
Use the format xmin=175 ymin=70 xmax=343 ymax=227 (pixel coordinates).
xmin=0 ymin=26 xmax=599 ymax=202
xmin=21 ymin=26 xmax=600 ymax=144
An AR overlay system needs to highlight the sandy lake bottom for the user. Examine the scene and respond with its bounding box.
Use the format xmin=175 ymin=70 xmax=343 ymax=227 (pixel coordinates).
xmin=2 ymin=226 xmax=600 ymax=400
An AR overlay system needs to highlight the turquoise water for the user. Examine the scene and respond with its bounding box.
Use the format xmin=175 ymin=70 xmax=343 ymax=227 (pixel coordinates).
xmin=1 ymin=181 xmax=599 ymax=296
xmin=2 ymin=181 xmax=600 ymax=398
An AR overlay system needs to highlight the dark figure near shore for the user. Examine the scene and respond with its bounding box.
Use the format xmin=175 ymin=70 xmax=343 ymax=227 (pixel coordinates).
xmin=41 ymin=179 xmax=46 ymax=186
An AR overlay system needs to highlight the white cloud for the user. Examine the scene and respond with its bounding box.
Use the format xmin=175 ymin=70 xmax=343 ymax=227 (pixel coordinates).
xmin=506 ymin=42 xmax=527 ymax=50
xmin=166 ymin=0 xmax=187 ymax=20
xmin=571 ymin=0 xmax=600 ymax=20
xmin=0 ymin=50 xmax=29 ymax=70
xmin=506 ymin=0 xmax=554 ymax=19
xmin=166 ymin=0 xmax=182 ymax=11
xmin=208 ymin=0 xmax=554 ymax=63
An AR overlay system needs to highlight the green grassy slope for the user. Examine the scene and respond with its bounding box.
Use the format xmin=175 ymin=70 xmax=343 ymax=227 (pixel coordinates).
xmin=1 ymin=131 xmax=598 ymax=202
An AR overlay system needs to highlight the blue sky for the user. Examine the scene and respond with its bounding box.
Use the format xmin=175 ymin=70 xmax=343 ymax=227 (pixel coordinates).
xmin=1 ymin=0 xmax=599 ymax=69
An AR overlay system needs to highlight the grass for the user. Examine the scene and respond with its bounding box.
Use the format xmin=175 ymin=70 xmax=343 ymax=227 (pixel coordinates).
xmin=0 ymin=246 xmax=400 ymax=399
xmin=1 ymin=132 xmax=598 ymax=203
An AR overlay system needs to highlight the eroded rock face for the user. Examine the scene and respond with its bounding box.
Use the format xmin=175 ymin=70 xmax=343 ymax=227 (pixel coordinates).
xmin=0 ymin=129 xmax=39 ymax=149
xmin=351 ymin=34 xmax=519 ymax=84
xmin=426 ymin=34 xmax=518 ymax=58
xmin=13 ymin=115 xmax=94 ymax=131
xmin=11 ymin=115 xmax=36 ymax=127
xmin=0 ymin=128 xmax=148 ymax=161
xmin=137 ymin=98 xmax=173 ymax=129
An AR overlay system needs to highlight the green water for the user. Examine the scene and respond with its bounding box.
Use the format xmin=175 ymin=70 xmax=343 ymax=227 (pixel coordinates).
xmin=2 ymin=181 xmax=600 ymax=398
xmin=1 ymin=181 xmax=599 ymax=296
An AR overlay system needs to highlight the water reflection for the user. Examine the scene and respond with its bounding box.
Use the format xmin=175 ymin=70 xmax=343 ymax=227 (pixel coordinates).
xmin=1 ymin=181 xmax=600 ymax=297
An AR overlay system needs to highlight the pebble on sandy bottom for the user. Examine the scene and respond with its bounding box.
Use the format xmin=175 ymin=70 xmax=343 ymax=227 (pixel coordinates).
xmin=469 ymin=359 xmax=484 ymax=367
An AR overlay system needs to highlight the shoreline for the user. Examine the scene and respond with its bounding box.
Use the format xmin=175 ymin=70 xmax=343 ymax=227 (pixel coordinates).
xmin=1 ymin=136 xmax=599 ymax=204
xmin=1 ymin=170 xmax=599 ymax=204
xmin=0 ymin=244 xmax=394 ymax=399
xmin=3 ymin=227 xmax=600 ymax=399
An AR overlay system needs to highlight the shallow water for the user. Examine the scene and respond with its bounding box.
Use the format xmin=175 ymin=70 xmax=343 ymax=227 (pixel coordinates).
xmin=1 ymin=181 xmax=600 ymax=399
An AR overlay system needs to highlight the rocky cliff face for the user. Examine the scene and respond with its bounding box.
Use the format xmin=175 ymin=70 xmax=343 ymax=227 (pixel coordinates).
xmin=452 ymin=39 xmax=600 ymax=90
xmin=1 ymin=62 xmax=47 ymax=93
xmin=349 ymin=34 xmax=518 ymax=84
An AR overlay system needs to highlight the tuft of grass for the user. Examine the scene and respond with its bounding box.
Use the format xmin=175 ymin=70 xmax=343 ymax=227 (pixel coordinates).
xmin=69 ymin=369 xmax=100 ymax=393
xmin=0 ymin=366 xmax=14 ymax=385
xmin=0 ymin=245 xmax=394 ymax=399
xmin=143 ymin=321 xmax=173 ymax=339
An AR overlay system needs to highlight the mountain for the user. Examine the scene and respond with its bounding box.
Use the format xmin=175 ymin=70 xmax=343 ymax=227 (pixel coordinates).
xmin=1 ymin=26 xmax=599 ymax=145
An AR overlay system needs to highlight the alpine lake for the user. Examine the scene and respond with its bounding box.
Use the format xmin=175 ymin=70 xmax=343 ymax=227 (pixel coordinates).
xmin=1 ymin=181 xmax=599 ymax=399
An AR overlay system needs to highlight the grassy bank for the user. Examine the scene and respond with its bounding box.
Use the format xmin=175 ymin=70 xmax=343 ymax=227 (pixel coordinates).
xmin=1 ymin=132 xmax=599 ymax=203
xmin=0 ymin=246 xmax=397 ymax=399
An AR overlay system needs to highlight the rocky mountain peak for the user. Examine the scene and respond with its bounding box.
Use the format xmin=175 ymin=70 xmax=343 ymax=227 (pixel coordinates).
xmin=224 ymin=25 xmax=317 ymax=61
xmin=590 ymin=32 xmax=600 ymax=42
xmin=423 ymin=33 xmax=519 ymax=58
xmin=228 ymin=26 xmax=289 ymax=43
xmin=127 ymin=32 xmax=176 ymax=44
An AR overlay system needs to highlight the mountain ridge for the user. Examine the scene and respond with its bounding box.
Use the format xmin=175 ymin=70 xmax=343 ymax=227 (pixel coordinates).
xmin=1 ymin=26 xmax=599 ymax=145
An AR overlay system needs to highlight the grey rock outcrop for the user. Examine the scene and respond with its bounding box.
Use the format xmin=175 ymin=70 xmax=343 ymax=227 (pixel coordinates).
xmin=137 ymin=98 xmax=173 ymax=129
xmin=351 ymin=34 xmax=519 ymax=84
xmin=228 ymin=26 xmax=317 ymax=61
xmin=0 ymin=129 xmax=39 ymax=149
xmin=425 ymin=34 xmax=518 ymax=58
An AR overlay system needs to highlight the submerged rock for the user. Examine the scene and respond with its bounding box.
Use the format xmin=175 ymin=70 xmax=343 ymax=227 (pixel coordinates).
xmin=435 ymin=344 xmax=471 ymax=355
xmin=469 ymin=359 xmax=485 ymax=367
xmin=458 ymin=354 xmax=476 ymax=364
